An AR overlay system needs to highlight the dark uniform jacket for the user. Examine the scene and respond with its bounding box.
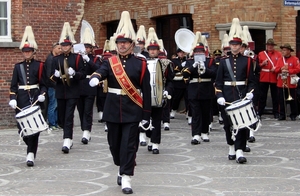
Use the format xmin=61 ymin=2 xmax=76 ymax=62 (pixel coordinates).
xmin=183 ymin=57 xmax=218 ymax=100
xmin=10 ymin=59 xmax=47 ymax=109
xmin=51 ymin=52 xmax=85 ymax=99
xmin=171 ymin=57 xmax=187 ymax=89
xmin=79 ymin=54 xmax=101 ymax=96
xmin=90 ymin=54 xmax=152 ymax=123
xmin=215 ymin=53 xmax=256 ymax=103
xmin=44 ymin=52 xmax=56 ymax=88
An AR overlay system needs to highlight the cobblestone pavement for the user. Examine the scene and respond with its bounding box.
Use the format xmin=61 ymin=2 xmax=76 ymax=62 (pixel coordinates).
xmin=1 ymin=110 xmax=300 ymax=196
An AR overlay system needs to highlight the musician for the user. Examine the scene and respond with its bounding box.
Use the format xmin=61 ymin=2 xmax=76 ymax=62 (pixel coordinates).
xmin=77 ymin=28 xmax=101 ymax=144
xmin=257 ymin=38 xmax=282 ymax=119
xmin=215 ymin=36 xmax=256 ymax=164
xmin=89 ymin=11 xmax=151 ymax=194
xmin=143 ymin=28 xmax=174 ymax=154
xmin=50 ymin=22 xmax=85 ymax=153
xmin=136 ymin=25 xmax=149 ymax=59
xmin=158 ymin=45 xmax=175 ymax=131
xmin=274 ymin=43 xmax=300 ymax=121
xmin=9 ymin=26 xmax=47 ymax=167
xmin=136 ymin=25 xmax=149 ymax=145
xmin=183 ymin=33 xmax=217 ymax=144
xmin=44 ymin=42 xmax=61 ymax=131
xmin=170 ymin=48 xmax=187 ymax=119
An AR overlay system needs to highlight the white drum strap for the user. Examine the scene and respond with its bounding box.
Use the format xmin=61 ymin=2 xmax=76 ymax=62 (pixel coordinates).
xmin=231 ymin=120 xmax=262 ymax=141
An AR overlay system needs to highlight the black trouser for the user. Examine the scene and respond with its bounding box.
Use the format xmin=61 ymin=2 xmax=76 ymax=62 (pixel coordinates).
xmin=77 ymin=95 xmax=95 ymax=131
xmin=57 ymin=98 xmax=77 ymax=139
xmin=171 ymin=88 xmax=186 ymax=111
xmin=220 ymin=106 xmax=249 ymax=151
xmin=189 ymin=99 xmax=211 ymax=136
xmin=107 ymin=122 xmax=139 ymax=176
xmin=146 ymin=107 xmax=163 ymax=144
xmin=278 ymin=87 xmax=298 ymax=118
xmin=23 ymin=132 xmax=40 ymax=157
xmin=258 ymin=82 xmax=278 ymax=116
xmin=162 ymin=99 xmax=171 ymax=123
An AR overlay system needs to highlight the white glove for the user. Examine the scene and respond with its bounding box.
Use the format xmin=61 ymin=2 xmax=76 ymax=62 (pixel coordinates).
xmin=82 ymin=54 xmax=90 ymax=62
xmin=9 ymin=99 xmax=17 ymax=109
xmin=192 ymin=62 xmax=199 ymax=68
xmin=181 ymin=62 xmax=186 ymax=67
xmin=141 ymin=120 xmax=149 ymax=125
xmin=38 ymin=95 xmax=45 ymax=102
xmin=217 ymin=97 xmax=226 ymax=106
xmin=68 ymin=67 xmax=75 ymax=76
xmin=89 ymin=78 xmax=99 ymax=87
xmin=163 ymin=91 xmax=168 ymax=97
xmin=54 ymin=69 xmax=60 ymax=77
xmin=291 ymin=76 xmax=300 ymax=85
xmin=246 ymin=92 xmax=253 ymax=100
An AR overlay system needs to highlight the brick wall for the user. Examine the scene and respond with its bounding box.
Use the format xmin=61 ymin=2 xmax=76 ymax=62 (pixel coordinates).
xmin=0 ymin=0 xmax=297 ymax=127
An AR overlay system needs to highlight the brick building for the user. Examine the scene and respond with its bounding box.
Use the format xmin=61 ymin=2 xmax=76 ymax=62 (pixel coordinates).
xmin=0 ymin=0 xmax=299 ymax=127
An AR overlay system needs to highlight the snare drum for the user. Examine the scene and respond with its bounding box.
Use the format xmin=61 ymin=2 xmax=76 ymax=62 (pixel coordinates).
xmin=225 ymin=99 xmax=259 ymax=130
xmin=147 ymin=59 xmax=163 ymax=107
xmin=15 ymin=105 xmax=48 ymax=136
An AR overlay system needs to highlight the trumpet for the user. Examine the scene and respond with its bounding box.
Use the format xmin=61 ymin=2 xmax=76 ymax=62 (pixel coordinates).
xmin=193 ymin=61 xmax=206 ymax=75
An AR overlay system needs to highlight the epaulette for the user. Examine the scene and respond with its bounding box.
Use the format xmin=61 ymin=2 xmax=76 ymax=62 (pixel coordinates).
xmin=183 ymin=68 xmax=191 ymax=74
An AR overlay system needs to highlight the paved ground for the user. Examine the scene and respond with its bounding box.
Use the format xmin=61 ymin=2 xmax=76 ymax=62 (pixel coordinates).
xmin=1 ymin=109 xmax=300 ymax=196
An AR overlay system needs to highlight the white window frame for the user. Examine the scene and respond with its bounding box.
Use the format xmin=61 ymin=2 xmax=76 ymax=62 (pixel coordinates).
xmin=0 ymin=0 xmax=12 ymax=42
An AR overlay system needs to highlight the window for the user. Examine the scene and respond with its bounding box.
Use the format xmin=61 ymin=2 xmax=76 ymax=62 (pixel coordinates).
xmin=0 ymin=0 xmax=12 ymax=42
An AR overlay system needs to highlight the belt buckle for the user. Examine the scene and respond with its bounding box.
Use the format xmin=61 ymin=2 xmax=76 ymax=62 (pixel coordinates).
xmin=24 ymin=85 xmax=30 ymax=90
xmin=198 ymin=78 xmax=202 ymax=83
xmin=231 ymin=81 xmax=236 ymax=86
xmin=121 ymin=90 xmax=126 ymax=95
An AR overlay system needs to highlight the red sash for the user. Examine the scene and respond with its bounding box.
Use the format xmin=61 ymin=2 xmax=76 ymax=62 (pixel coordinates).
xmin=109 ymin=56 xmax=143 ymax=108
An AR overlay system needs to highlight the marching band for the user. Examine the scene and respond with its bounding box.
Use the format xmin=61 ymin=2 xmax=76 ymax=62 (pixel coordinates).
xmin=8 ymin=11 xmax=300 ymax=195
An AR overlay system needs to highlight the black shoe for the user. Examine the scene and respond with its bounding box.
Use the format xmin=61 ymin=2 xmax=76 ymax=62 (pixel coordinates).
xmin=26 ymin=161 xmax=34 ymax=167
xmin=152 ymin=149 xmax=159 ymax=154
xmin=122 ymin=187 xmax=133 ymax=194
xmin=274 ymin=114 xmax=279 ymax=119
xmin=236 ymin=157 xmax=247 ymax=164
xmin=164 ymin=127 xmax=170 ymax=131
xmin=219 ymin=120 xmax=223 ymax=124
xmin=62 ymin=146 xmax=69 ymax=153
xmin=98 ymin=119 xmax=104 ymax=123
xmin=291 ymin=117 xmax=296 ymax=121
xmin=117 ymin=175 xmax=122 ymax=186
xmin=170 ymin=116 xmax=175 ymax=119
xmin=278 ymin=116 xmax=286 ymax=120
xmin=248 ymin=136 xmax=255 ymax=143
xmin=147 ymin=145 xmax=152 ymax=151
xmin=81 ymin=137 xmax=89 ymax=144
xmin=228 ymin=155 xmax=236 ymax=160
xmin=191 ymin=139 xmax=200 ymax=145
xmin=140 ymin=141 xmax=147 ymax=146
xmin=244 ymin=146 xmax=251 ymax=152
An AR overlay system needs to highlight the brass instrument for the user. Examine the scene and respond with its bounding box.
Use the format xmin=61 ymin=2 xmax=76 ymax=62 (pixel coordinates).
xmin=59 ymin=58 xmax=71 ymax=86
xmin=193 ymin=61 xmax=206 ymax=75
xmin=281 ymin=72 xmax=293 ymax=101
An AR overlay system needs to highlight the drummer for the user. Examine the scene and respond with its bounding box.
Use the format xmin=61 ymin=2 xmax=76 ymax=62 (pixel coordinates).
xmin=215 ymin=35 xmax=256 ymax=164
xmin=9 ymin=26 xmax=47 ymax=167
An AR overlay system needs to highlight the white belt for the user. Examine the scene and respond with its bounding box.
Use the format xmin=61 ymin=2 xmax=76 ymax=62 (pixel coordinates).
xmin=224 ymin=81 xmax=246 ymax=86
xmin=261 ymin=69 xmax=271 ymax=72
xmin=86 ymin=75 xmax=91 ymax=78
xmin=189 ymin=78 xmax=211 ymax=83
xmin=108 ymin=87 xmax=141 ymax=95
xmin=173 ymin=76 xmax=183 ymax=81
xmin=18 ymin=84 xmax=39 ymax=90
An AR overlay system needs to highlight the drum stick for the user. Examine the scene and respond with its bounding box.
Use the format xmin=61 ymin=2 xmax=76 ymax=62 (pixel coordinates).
xmin=30 ymin=92 xmax=46 ymax=108
xmin=16 ymin=106 xmax=22 ymax=111
xmin=242 ymin=89 xmax=254 ymax=101
xmin=225 ymin=102 xmax=232 ymax=105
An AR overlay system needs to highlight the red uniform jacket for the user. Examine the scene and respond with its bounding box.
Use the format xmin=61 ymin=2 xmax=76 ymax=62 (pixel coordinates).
xmin=258 ymin=50 xmax=282 ymax=83
xmin=274 ymin=56 xmax=300 ymax=88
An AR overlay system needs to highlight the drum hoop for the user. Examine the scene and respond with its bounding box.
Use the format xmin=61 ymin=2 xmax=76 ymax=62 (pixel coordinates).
xmin=15 ymin=105 xmax=40 ymax=119
xmin=225 ymin=99 xmax=251 ymax=111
